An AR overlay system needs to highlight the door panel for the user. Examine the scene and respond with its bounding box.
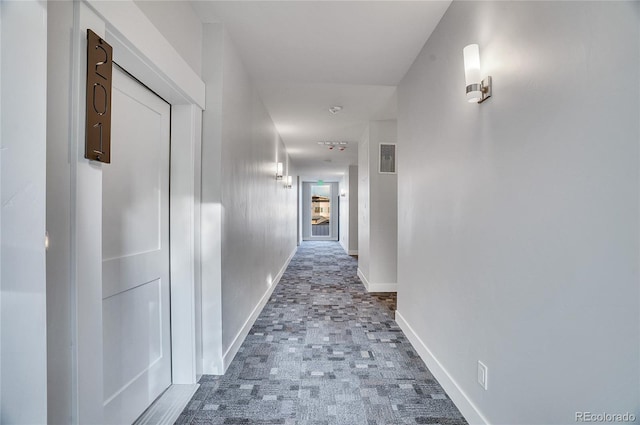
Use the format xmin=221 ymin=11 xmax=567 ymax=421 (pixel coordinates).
xmin=102 ymin=66 xmax=171 ymax=425
xmin=103 ymin=279 xmax=163 ymax=401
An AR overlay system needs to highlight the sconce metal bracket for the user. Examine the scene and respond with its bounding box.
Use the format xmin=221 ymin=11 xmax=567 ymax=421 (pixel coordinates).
xmin=478 ymin=76 xmax=492 ymax=104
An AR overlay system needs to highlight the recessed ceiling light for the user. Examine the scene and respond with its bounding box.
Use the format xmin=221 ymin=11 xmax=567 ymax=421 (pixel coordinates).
xmin=328 ymin=106 xmax=343 ymax=115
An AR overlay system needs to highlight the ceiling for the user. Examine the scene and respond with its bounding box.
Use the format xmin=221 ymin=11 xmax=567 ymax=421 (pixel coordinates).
xmin=191 ymin=1 xmax=451 ymax=177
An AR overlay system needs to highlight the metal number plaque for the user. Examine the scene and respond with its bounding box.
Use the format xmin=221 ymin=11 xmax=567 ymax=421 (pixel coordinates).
xmin=85 ymin=29 xmax=113 ymax=163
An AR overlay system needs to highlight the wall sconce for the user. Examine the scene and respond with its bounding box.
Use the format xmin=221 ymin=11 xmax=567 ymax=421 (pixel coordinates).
xmin=276 ymin=162 xmax=283 ymax=180
xmin=340 ymin=190 xmax=346 ymax=197
xmin=463 ymin=44 xmax=491 ymax=104
xmin=286 ymin=175 xmax=292 ymax=189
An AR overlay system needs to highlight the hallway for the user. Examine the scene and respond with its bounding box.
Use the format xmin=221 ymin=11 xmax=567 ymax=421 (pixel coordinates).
xmin=176 ymin=242 xmax=466 ymax=425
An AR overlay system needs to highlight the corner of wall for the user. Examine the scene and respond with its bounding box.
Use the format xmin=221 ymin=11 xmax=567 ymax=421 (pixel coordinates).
xmin=395 ymin=311 xmax=489 ymax=425
xmin=357 ymin=268 xmax=397 ymax=293
xmin=200 ymin=23 xmax=299 ymax=375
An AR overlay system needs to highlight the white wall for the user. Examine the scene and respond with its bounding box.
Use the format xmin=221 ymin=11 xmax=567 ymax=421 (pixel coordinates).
xmin=348 ymin=165 xmax=358 ymax=255
xmin=0 ymin=5 xmax=3 ymax=415
xmin=201 ymin=23 xmax=224 ymax=374
xmin=201 ymin=24 xmax=298 ymax=373
xmin=396 ymin=2 xmax=639 ymax=424
xmin=369 ymin=121 xmax=397 ymax=285
xmin=339 ymin=170 xmax=349 ymax=253
xmin=134 ymin=0 xmax=202 ymax=77
xmin=339 ymin=166 xmax=358 ymax=256
xmin=358 ymin=121 xmax=398 ymax=291
xmin=358 ymin=129 xmax=371 ymax=279
xmin=1 ymin=1 xmax=48 ymax=423
xmin=46 ymin=2 xmax=73 ymax=423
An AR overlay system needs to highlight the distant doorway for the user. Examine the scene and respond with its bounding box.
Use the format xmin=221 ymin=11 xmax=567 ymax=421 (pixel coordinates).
xmin=302 ymin=182 xmax=338 ymax=241
xmin=311 ymin=185 xmax=331 ymax=236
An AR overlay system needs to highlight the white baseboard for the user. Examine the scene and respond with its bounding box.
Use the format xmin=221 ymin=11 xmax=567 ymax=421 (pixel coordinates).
xmin=395 ymin=311 xmax=489 ymax=425
xmin=367 ymin=282 xmax=397 ymax=292
xmin=340 ymin=242 xmax=357 ymax=256
xmin=357 ymin=268 xmax=369 ymax=289
xmin=222 ymin=247 xmax=297 ymax=372
xmin=357 ymin=268 xmax=397 ymax=292
xmin=133 ymin=384 xmax=199 ymax=425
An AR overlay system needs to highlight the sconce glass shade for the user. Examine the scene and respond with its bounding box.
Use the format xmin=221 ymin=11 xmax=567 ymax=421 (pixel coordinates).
xmin=276 ymin=162 xmax=283 ymax=179
xmin=286 ymin=175 xmax=292 ymax=188
xmin=463 ymin=44 xmax=482 ymax=103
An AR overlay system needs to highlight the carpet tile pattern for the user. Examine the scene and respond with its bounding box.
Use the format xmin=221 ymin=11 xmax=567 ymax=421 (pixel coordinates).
xmin=176 ymin=241 xmax=467 ymax=425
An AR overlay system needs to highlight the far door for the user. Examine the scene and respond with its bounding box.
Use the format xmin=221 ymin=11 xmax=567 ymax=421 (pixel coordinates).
xmin=302 ymin=182 xmax=339 ymax=241
xmin=102 ymin=66 xmax=171 ymax=424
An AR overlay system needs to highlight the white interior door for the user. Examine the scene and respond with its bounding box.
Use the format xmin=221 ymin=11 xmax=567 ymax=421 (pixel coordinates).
xmin=102 ymin=66 xmax=171 ymax=424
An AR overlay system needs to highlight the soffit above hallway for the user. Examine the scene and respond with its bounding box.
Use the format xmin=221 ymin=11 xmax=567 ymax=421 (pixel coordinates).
xmin=190 ymin=1 xmax=451 ymax=175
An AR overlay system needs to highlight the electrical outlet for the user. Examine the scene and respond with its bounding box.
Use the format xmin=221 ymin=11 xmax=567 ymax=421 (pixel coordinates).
xmin=477 ymin=361 xmax=488 ymax=390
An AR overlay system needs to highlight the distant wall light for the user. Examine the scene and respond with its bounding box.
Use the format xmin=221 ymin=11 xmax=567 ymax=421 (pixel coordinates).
xmin=463 ymin=44 xmax=491 ymax=104
xmin=276 ymin=162 xmax=283 ymax=180
xmin=286 ymin=175 xmax=293 ymax=189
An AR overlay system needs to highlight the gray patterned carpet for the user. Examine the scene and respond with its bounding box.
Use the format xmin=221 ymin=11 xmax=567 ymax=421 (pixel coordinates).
xmin=176 ymin=241 xmax=467 ymax=425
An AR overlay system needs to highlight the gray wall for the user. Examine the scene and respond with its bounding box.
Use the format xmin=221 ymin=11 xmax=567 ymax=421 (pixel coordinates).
xmin=358 ymin=121 xmax=398 ymax=289
xmin=201 ymin=24 xmax=298 ymax=372
xmin=397 ymin=1 xmax=639 ymax=423
xmin=134 ymin=0 xmax=202 ymax=77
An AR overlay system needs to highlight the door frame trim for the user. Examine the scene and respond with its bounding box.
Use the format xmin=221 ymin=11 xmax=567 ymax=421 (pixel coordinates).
xmin=302 ymin=181 xmax=340 ymax=241
xmin=70 ymin=2 xmax=204 ymax=423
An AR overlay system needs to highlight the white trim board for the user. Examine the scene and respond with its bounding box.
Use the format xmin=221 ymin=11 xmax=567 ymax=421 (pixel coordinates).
xmin=340 ymin=240 xmax=348 ymax=255
xmin=222 ymin=247 xmax=297 ymax=372
xmin=87 ymin=0 xmax=204 ymax=108
xmin=339 ymin=244 xmax=358 ymax=257
xmin=395 ymin=311 xmax=490 ymax=425
xmin=133 ymin=384 xmax=199 ymax=425
xmin=357 ymin=268 xmax=397 ymax=293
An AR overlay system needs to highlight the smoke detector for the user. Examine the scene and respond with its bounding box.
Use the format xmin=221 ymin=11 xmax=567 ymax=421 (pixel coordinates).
xmin=328 ymin=105 xmax=343 ymax=114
